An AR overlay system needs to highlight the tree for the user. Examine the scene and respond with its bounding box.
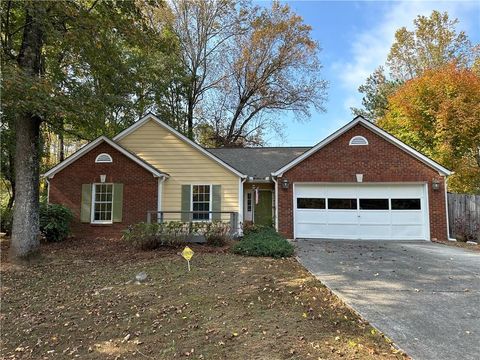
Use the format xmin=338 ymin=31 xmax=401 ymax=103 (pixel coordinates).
xmin=200 ymin=2 xmax=327 ymax=146
xmin=171 ymin=0 xmax=242 ymax=139
xmin=6 ymin=1 xmax=45 ymax=258
xmin=387 ymin=10 xmax=477 ymax=80
xmin=354 ymin=10 xmax=478 ymax=122
xmin=1 ymin=0 xmax=179 ymax=258
xmin=378 ymin=64 xmax=480 ymax=193
xmin=352 ymin=66 xmax=400 ymax=122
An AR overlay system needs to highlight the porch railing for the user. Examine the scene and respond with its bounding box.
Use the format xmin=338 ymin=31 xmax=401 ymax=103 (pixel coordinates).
xmin=146 ymin=211 xmax=239 ymax=237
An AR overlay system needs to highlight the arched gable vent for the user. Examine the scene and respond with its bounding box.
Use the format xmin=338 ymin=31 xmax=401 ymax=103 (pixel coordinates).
xmin=349 ymin=136 xmax=369 ymax=146
xmin=95 ymin=153 xmax=113 ymax=163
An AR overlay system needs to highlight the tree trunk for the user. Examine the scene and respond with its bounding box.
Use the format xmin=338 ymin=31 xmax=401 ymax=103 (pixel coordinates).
xmin=59 ymin=121 xmax=65 ymax=162
xmin=10 ymin=116 xmax=42 ymax=258
xmin=187 ymin=99 xmax=194 ymax=140
xmin=6 ymin=149 xmax=15 ymax=210
xmin=10 ymin=2 xmax=44 ymax=259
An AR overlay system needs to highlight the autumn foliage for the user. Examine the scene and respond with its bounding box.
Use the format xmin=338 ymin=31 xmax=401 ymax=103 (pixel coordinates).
xmin=378 ymin=64 xmax=480 ymax=193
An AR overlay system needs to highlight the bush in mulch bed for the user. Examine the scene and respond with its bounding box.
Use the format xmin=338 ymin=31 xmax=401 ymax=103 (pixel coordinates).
xmin=122 ymin=221 xmax=231 ymax=250
xmin=232 ymin=227 xmax=294 ymax=258
xmin=39 ymin=203 xmax=74 ymax=242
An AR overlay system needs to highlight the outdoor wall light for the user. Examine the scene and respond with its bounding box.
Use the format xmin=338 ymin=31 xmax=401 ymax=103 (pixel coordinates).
xmin=356 ymin=174 xmax=364 ymax=183
xmin=432 ymin=178 xmax=440 ymax=191
xmin=281 ymin=178 xmax=290 ymax=189
xmin=100 ymin=174 xmax=106 ymax=183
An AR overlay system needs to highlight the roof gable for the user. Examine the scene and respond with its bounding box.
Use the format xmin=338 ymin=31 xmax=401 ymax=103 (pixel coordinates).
xmin=272 ymin=116 xmax=452 ymax=176
xmin=43 ymin=136 xmax=168 ymax=179
xmin=113 ymin=113 xmax=246 ymax=178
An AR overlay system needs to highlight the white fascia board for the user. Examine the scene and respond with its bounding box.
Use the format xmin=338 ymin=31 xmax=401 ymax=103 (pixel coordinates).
xmin=113 ymin=113 xmax=247 ymax=179
xmin=272 ymin=116 xmax=452 ymax=177
xmin=42 ymin=136 xmax=168 ymax=179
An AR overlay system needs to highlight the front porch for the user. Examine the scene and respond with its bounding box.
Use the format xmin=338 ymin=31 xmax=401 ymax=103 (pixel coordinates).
xmin=146 ymin=210 xmax=240 ymax=242
xmin=243 ymin=182 xmax=275 ymax=227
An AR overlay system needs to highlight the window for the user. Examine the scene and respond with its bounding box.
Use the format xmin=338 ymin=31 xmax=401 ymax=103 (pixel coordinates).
xmin=95 ymin=153 xmax=113 ymax=163
xmin=92 ymin=184 xmax=113 ymax=223
xmin=349 ymin=136 xmax=368 ymax=146
xmin=192 ymin=185 xmax=211 ymax=221
xmin=247 ymin=192 xmax=252 ymax=212
xmin=328 ymin=198 xmax=357 ymax=210
xmin=297 ymin=198 xmax=326 ymax=209
xmin=360 ymin=198 xmax=389 ymax=210
xmin=391 ymin=198 xmax=421 ymax=210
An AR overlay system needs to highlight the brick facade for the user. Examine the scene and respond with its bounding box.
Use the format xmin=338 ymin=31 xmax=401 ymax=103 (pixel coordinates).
xmin=277 ymin=124 xmax=448 ymax=241
xmin=49 ymin=142 xmax=158 ymax=239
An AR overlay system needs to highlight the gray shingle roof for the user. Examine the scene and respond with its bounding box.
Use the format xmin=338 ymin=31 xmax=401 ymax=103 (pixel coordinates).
xmin=207 ymin=147 xmax=310 ymax=179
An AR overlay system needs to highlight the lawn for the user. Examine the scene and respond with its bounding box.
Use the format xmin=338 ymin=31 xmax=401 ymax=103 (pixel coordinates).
xmin=1 ymin=238 xmax=406 ymax=359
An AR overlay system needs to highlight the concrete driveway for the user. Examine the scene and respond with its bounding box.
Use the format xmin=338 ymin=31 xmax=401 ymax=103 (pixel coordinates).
xmin=296 ymin=240 xmax=480 ymax=360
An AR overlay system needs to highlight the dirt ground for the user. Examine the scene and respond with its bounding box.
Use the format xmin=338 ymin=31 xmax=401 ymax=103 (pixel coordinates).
xmin=433 ymin=239 xmax=480 ymax=253
xmin=1 ymin=237 xmax=407 ymax=359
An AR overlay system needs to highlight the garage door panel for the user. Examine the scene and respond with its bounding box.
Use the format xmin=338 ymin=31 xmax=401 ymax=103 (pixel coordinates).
xmin=327 ymin=211 xmax=357 ymax=224
xmin=296 ymin=224 xmax=327 ymax=238
xmin=358 ymin=224 xmax=391 ymax=238
xmin=326 ymin=186 xmax=357 ymax=197
xmin=388 ymin=185 xmax=424 ymax=197
xmin=295 ymin=186 xmax=326 ymax=198
xmin=358 ymin=211 xmax=390 ymax=224
xmin=326 ymin=224 xmax=357 ymax=237
xmin=296 ymin=210 xmax=326 ymax=222
xmin=392 ymin=225 xmax=424 ymax=238
xmin=294 ymin=184 xmax=428 ymax=240
xmin=391 ymin=212 xmax=423 ymax=225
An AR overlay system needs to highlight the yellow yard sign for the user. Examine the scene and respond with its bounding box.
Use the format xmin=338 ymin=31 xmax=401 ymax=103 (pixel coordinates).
xmin=181 ymin=246 xmax=194 ymax=271
xmin=182 ymin=246 xmax=194 ymax=261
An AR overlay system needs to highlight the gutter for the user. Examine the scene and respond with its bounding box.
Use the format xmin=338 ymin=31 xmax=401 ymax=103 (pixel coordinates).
xmin=272 ymin=176 xmax=279 ymax=231
xmin=45 ymin=178 xmax=51 ymax=204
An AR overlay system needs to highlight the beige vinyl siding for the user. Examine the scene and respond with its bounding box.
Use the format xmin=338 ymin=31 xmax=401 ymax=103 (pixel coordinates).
xmin=118 ymin=118 xmax=240 ymax=221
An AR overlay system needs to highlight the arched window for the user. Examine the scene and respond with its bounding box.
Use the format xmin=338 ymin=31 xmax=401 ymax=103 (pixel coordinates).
xmin=349 ymin=136 xmax=369 ymax=146
xmin=95 ymin=153 xmax=113 ymax=163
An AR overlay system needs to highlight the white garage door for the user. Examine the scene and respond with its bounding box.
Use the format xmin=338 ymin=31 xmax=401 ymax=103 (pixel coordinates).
xmin=294 ymin=184 xmax=429 ymax=240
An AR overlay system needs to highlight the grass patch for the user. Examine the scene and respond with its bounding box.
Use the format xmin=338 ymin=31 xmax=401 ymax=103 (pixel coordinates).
xmin=1 ymin=237 xmax=406 ymax=359
xmin=232 ymin=227 xmax=294 ymax=258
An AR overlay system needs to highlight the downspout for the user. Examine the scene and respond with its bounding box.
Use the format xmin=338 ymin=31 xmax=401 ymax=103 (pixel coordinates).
xmin=238 ymin=177 xmax=247 ymax=235
xmin=157 ymin=176 xmax=166 ymax=222
xmin=272 ymin=176 xmax=279 ymax=232
xmin=445 ymin=175 xmax=455 ymax=241
xmin=45 ymin=178 xmax=51 ymax=204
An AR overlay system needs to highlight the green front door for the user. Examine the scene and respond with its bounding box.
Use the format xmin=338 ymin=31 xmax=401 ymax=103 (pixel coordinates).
xmin=254 ymin=191 xmax=273 ymax=226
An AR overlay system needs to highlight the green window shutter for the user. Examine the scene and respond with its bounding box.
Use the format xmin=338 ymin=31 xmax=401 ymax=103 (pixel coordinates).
xmin=181 ymin=185 xmax=191 ymax=222
xmin=112 ymin=183 xmax=123 ymax=223
xmin=80 ymin=184 xmax=92 ymax=223
xmin=212 ymin=185 xmax=222 ymax=221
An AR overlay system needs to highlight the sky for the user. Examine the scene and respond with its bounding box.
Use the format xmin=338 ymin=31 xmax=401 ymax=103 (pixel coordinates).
xmin=265 ymin=0 xmax=480 ymax=146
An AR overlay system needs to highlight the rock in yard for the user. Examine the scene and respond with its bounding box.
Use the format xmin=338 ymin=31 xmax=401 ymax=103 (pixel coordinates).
xmin=135 ymin=272 xmax=148 ymax=282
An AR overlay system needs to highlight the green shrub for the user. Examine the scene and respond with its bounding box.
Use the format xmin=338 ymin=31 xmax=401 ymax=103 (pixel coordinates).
xmin=122 ymin=223 xmax=161 ymax=250
xmin=122 ymin=222 xmax=189 ymax=250
xmin=0 ymin=206 xmax=13 ymax=235
xmin=39 ymin=203 xmax=73 ymax=242
xmin=123 ymin=221 xmax=233 ymax=250
xmin=242 ymin=221 xmax=259 ymax=236
xmin=232 ymin=227 xmax=294 ymax=258
xmin=204 ymin=221 xmax=230 ymax=247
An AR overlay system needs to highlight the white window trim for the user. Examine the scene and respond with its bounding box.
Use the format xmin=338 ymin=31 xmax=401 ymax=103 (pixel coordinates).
xmin=190 ymin=184 xmax=212 ymax=222
xmin=91 ymin=183 xmax=114 ymax=224
xmin=247 ymin=192 xmax=252 ymax=212
xmin=95 ymin=153 xmax=113 ymax=163
xmin=349 ymin=135 xmax=369 ymax=146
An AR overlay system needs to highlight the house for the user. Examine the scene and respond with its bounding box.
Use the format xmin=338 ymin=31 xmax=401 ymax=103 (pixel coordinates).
xmin=44 ymin=113 xmax=452 ymax=241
